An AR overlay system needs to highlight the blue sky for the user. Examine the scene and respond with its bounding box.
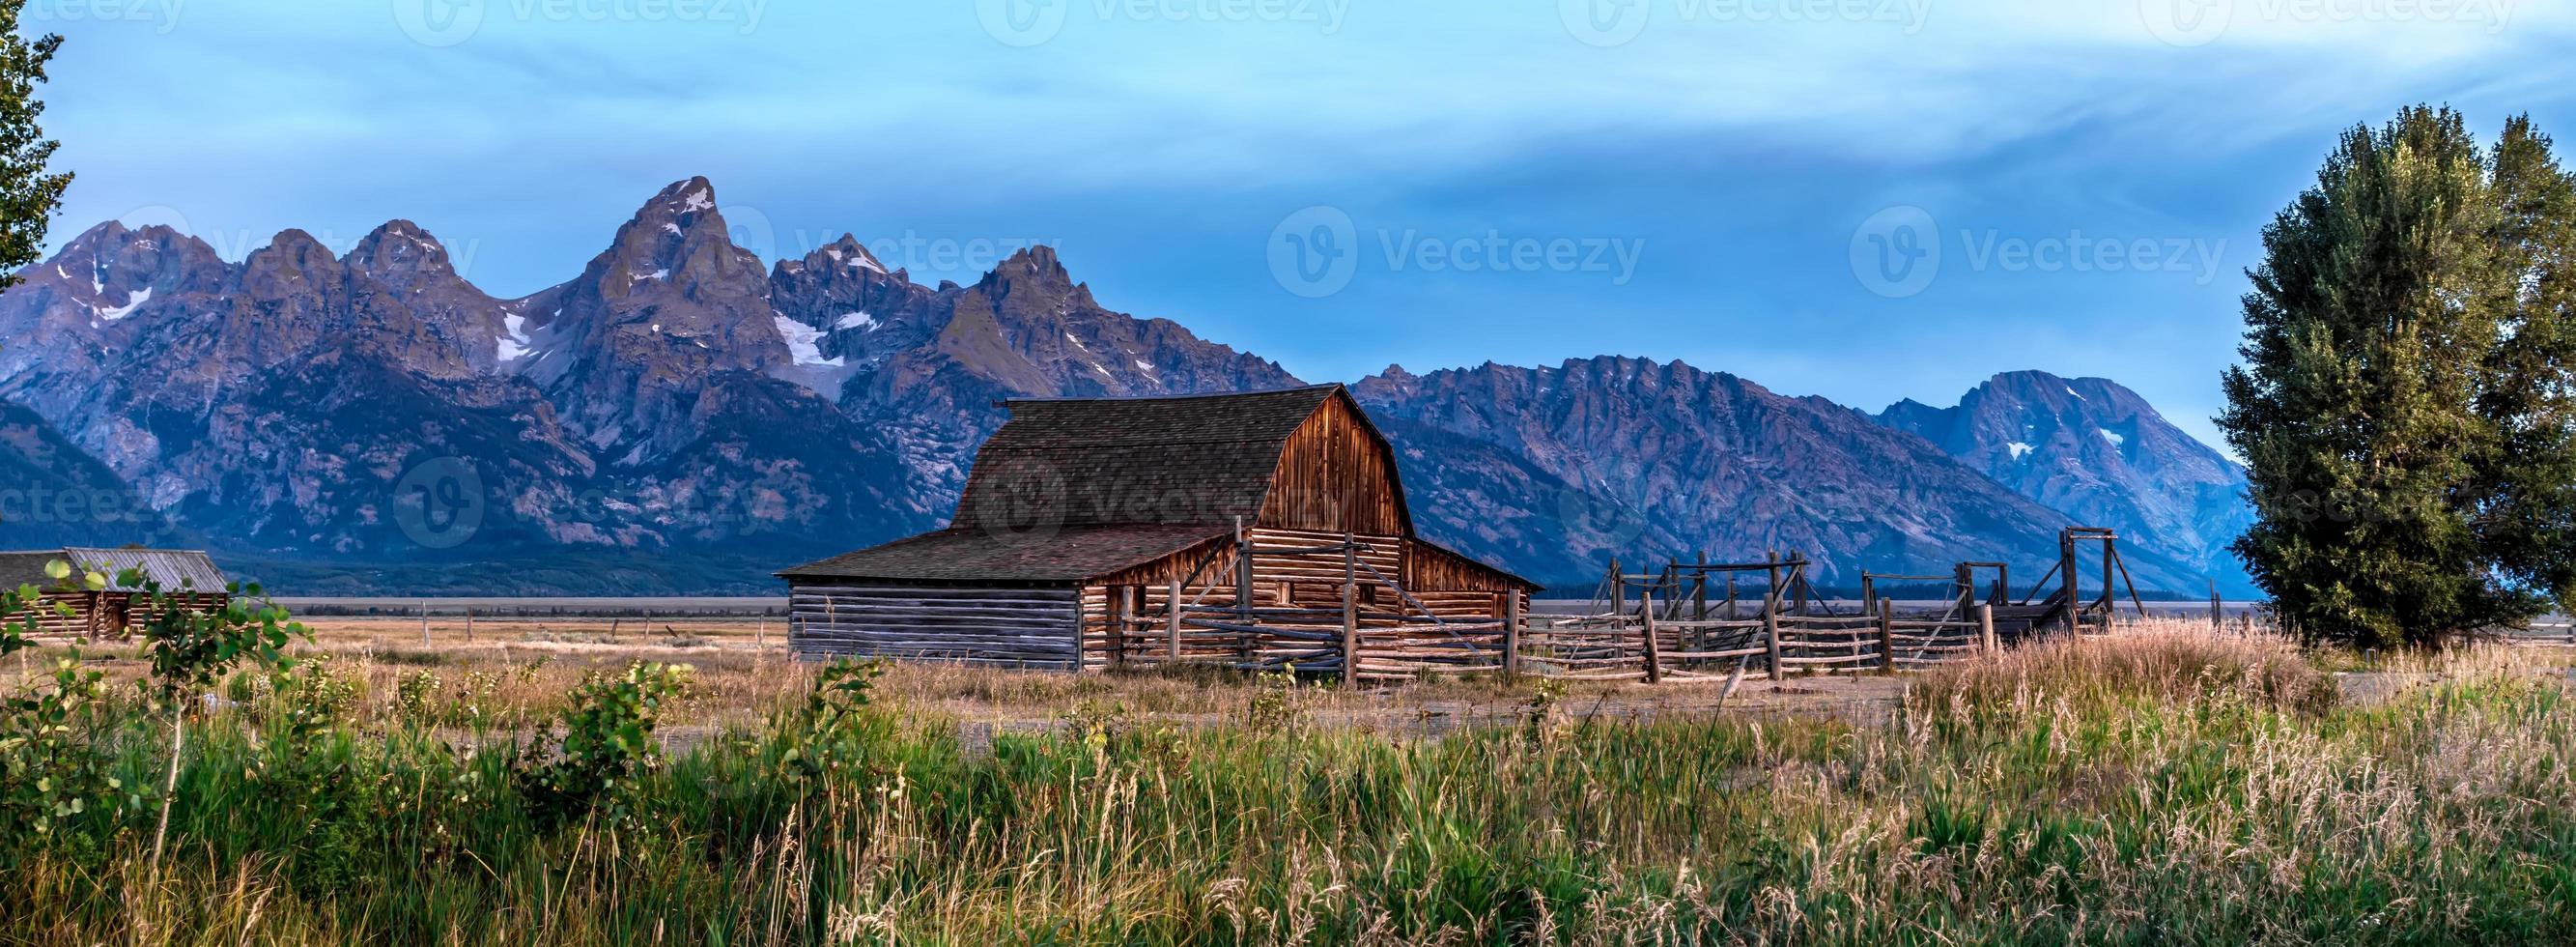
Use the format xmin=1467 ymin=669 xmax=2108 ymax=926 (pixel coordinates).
xmin=33 ymin=0 xmax=2576 ymax=449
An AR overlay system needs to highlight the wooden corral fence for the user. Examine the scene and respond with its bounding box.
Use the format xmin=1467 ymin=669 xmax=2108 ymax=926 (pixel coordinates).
xmin=1083 ymin=524 xmax=1518 ymax=683
xmin=1531 ymin=553 xmax=2003 ymax=683
xmin=2497 ymin=617 xmax=2576 ymax=647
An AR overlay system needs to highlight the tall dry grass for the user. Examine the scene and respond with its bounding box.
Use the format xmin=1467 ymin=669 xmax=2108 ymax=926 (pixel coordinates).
xmin=4 ymin=621 xmax=2574 ymax=943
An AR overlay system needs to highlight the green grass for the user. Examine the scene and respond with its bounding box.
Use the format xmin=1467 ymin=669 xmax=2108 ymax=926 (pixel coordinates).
xmin=6 ymin=632 xmax=2576 ymax=944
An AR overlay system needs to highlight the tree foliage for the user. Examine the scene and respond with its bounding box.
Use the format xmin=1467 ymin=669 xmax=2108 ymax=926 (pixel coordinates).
xmin=2222 ymin=105 xmax=2576 ymax=646
xmin=0 ymin=0 xmax=68 ymax=292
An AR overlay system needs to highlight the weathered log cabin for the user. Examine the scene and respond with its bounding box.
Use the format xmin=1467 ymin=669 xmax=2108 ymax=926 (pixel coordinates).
xmin=0 ymin=547 xmax=232 ymax=638
xmin=778 ymin=385 xmax=1539 ymax=676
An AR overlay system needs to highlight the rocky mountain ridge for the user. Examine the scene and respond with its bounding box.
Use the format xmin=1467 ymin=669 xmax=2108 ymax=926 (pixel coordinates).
xmin=0 ymin=177 xmax=2250 ymax=594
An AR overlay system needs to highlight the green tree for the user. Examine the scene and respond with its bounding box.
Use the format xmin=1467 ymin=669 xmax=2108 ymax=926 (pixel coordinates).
xmin=0 ymin=0 xmax=68 ymax=292
xmin=2222 ymin=105 xmax=2576 ymax=646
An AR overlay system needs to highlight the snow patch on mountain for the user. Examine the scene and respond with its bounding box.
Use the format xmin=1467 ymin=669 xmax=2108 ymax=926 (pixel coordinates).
xmin=95 ymin=287 xmax=152 ymax=321
xmin=773 ymin=316 xmax=842 ymax=367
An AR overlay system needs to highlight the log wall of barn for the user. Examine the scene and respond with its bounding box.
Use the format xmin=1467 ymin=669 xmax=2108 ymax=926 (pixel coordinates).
xmin=789 ymin=583 xmax=1081 ymax=670
xmin=18 ymin=591 xmax=229 ymax=638
xmin=1078 ymin=528 xmax=1522 ymax=668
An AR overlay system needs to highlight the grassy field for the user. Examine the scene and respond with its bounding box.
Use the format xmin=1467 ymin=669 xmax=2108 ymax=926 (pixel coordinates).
xmin=2 ymin=617 xmax=2573 ymax=944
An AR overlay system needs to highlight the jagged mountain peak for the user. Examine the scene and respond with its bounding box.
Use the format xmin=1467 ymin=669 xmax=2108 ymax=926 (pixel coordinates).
xmin=975 ymin=244 xmax=1094 ymax=308
xmin=582 ymin=177 xmax=767 ymax=301
xmin=797 ymin=233 xmax=891 ymax=276
xmin=651 ymin=175 xmax=720 ymax=214
xmin=347 ymin=219 xmax=466 ymax=289
xmin=240 ymin=229 xmax=349 ymax=293
xmin=18 ymin=220 xmax=224 ymax=323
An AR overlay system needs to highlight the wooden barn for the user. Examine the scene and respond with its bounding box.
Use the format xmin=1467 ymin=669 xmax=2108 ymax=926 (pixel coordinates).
xmin=778 ymin=385 xmax=1539 ymax=678
xmin=0 ymin=547 xmax=232 ymax=638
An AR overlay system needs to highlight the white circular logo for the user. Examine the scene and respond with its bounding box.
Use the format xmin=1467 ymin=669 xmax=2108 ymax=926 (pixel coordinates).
xmin=1560 ymin=0 xmax=1650 ymax=47
xmin=2137 ymin=0 xmax=2231 ymax=46
xmin=395 ymin=0 xmax=485 ymax=47
xmin=721 ymin=204 xmax=777 ymax=261
xmin=1556 ymin=488 xmax=1649 ymax=550
xmin=1850 ymin=205 xmax=1940 ymax=299
xmin=1267 ymin=205 xmax=1358 ymax=299
xmin=394 ymin=456 xmax=486 ymax=550
xmin=977 ymin=0 xmax=1067 ymax=47
xmin=972 ymin=455 xmax=1067 ymax=545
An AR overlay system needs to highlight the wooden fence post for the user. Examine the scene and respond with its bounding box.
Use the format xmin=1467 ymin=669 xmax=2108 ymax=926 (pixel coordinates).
xmin=1502 ymin=591 xmax=1521 ymax=679
xmin=2209 ymin=580 xmax=2222 ymax=631
xmin=420 ymin=604 xmax=430 ymax=646
xmin=464 ymin=607 xmax=474 ymax=644
xmin=1979 ymin=604 xmax=1998 ymax=654
xmin=1071 ymin=589 xmax=1088 ymax=673
xmin=1342 ymin=531 xmax=1360 ymax=684
xmin=1639 ymin=585 xmax=1662 ymax=684
xmin=1167 ymin=578 xmax=1183 ymax=660
xmin=1762 ymin=604 xmax=1783 ymax=682
xmin=2059 ymin=531 xmax=2081 ymax=633
xmin=1234 ymin=517 xmax=1254 ymax=666
xmin=1692 ymin=551 xmax=1709 ymax=653
xmin=1108 ymin=586 xmax=1128 ymax=668
xmin=1877 ymin=599 xmax=1896 ymax=673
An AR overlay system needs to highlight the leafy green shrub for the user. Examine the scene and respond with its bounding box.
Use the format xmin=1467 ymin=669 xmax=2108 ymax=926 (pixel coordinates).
xmin=0 ymin=564 xmax=129 ymax=866
xmin=393 ymin=670 xmax=442 ymax=724
xmin=515 ymin=661 xmax=691 ymax=827
xmin=1243 ymin=670 xmax=1303 ymax=730
xmin=766 ymin=658 xmax=885 ymax=789
xmin=0 ymin=654 xmax=127 ymax=865
xmin=261 ymin=654 xmax=364 ymax=745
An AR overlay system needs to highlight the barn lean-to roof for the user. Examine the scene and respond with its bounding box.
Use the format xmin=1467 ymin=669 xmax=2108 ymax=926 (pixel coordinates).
xmin=778 ymin=524 xmax=1231 ymax=586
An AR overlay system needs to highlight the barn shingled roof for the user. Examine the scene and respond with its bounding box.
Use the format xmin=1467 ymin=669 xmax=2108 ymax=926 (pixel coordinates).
xmin=949 ymin=385 xmax=1346 ymax=532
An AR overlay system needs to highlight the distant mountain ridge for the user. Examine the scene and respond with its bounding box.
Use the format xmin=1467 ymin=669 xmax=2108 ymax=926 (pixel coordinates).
xmin=1878 ymin=371 xmax=2252 ymax=587
xmin=0 ymin=177 xmax=2250 ymax=594
xmin=1355 ymin=359 xmax=2236 ymax=592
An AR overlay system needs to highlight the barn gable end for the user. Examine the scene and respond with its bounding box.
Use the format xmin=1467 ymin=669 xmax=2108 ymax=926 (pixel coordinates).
xmin=1257 ymin=388 xmax=1410 ymax=537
